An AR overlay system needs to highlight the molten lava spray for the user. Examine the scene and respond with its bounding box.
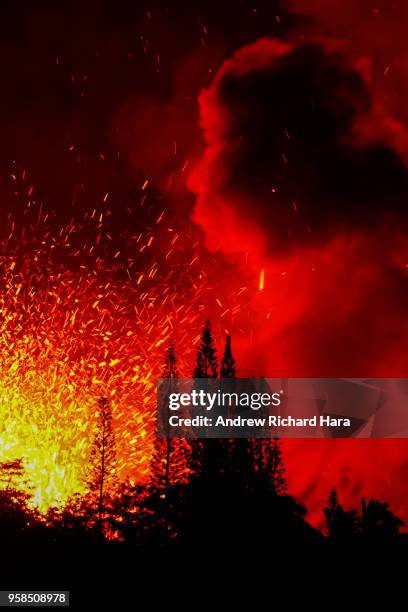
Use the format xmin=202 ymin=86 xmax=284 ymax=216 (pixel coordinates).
xmin=0 ymin=191 xmax=247 ymax=511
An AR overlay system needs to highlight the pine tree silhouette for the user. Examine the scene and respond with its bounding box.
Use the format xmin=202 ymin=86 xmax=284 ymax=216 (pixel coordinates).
xmin=87 ymin=396 xmax=117 ymax=536
xmin=327 ymin=487 xmax=341 ymax=512
xmin=266 ymin=438 xmax=288 ymax=495
xmin=324 ymin=487 xmax=359 ymax=541
xmin=189 ymin=320 xmax=219 ymax=479
xmin=220 ymin=334 xmax=236 ymax=378
xmin=161 ymin=340 xmax=178 ymax=379
xmin=193 ymin=320 xmax=218 ymax=378
xmin=324 ymin=487 xmax=342 ymax=538
xmin=253 ymin=438 xmax=288 ymax=495
xmin=161 ymin=340 xmax=178 ymax=495
xmin=151 ymin=341 xmax=184 ymax=494
xmin=220 ymin=334 xmax=251 ymax=485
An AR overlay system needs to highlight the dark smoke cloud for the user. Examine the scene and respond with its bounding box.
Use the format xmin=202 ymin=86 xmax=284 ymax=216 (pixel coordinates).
xmin=188 ymin=35 xmax=408 ymax=527
xmin=286 ymin=0 xmax=408 ymax=160
xmin=189 ymin=38 xmax=408 ymax=255
xmin=188 ymin=37 xmax=408 ymax=379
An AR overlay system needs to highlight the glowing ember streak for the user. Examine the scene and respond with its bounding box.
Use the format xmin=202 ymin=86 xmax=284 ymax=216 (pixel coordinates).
xmin=0 ymin=249 xmax=195 ymax=508
xmin=0 ymin=202 xmax=248 ymax=512
xmin=259 ymin=268 xmax=265 ymax=291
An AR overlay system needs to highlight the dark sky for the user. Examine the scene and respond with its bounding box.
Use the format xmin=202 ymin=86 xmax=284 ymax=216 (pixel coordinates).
xmin=0 ymin=0 xmax=291 ymax=239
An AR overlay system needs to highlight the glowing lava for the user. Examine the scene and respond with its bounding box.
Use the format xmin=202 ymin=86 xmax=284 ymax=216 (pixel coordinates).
xmin=0 ymin=207 xmax=245 ymax=511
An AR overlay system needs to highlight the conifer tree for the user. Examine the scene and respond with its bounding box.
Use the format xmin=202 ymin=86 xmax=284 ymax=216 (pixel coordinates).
xmin=324 ymin=487 xmax=341 ymax=538
xmin=162 ymin=340 xmax=178 ymax=379
xmin=327 ymin=487 xmax=341 ymax=513
xmin=219 ymin=334 xmax=236 ymax=420
xmin=253 ymin=438 xmax=288 ymax=495
xmin=324 ymin=487 xmax=358 ymax=540
xmin=220 ymin=334 xmax=236 ymax=378
xmin=265 ymin=438 xmax=288 ymax=495
xmin=88 ymin=396 xmax=117 ymax=534
xmin=193 ymin=320 xmax=218 ymax=378
xmin=189 ymin=321 xmax=218 ymax=480
xmin=151 ymin=341 xmax=182 ymax=494
xmin=218 ymin=334 xmax=251 ymax=486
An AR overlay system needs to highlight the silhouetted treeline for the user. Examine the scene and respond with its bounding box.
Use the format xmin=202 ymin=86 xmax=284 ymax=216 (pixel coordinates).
xmin=0 ymin=321 xmax=406 ymax=548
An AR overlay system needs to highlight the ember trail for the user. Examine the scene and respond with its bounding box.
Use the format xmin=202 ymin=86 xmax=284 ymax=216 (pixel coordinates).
xmin=0 ymin=215 xmax=244 ymax=512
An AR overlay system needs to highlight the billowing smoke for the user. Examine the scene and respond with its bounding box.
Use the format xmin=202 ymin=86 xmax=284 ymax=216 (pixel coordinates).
xmin=188 ymin=38 xmax=408 ymax=377
xmin=189 ymin=37 xmax=408 ymax=254
xmin=286 ymin=0 xmax=408 ymax=161
xmin=188 ymin=37 xmax=408 ymax=527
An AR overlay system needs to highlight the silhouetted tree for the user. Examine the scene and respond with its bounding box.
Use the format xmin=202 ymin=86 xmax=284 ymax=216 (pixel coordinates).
xmin=324 ymin=487 xmax=359 ymax=541
xmin=253 ymin=438 xmax=288 ymax=495
xmin=326 ymin=487 xmax=341 ymax=516
xmin=0 ymin=459 xmax=42 ymax=544
xmin=324 ymin=487 xmax=342 ymax=538
xmin=151 ymin=341 xmax=179 ymax=494
xmin=150 ymin=437 xmax=189 ymax=493
xmin=266 ymin=438 xmax=288 ymax=495
xmin=87 ymin=396 xmax=117 ymax=536
xmin=360 ymin=497 xmax=404 ymax=540
xmin=0 ymin=485 xmax=40 ymax=544
xmin=193 ymin=320 xmax=218 ymax=378
xmin=46 ymin=494 xmax=98 ymax=543
xmin=147 ymin=342 xmax=195 ymax=542
xmin=108 ymin=481 xmax=147 ymax=542
xmin=161 ymin=340 xmax=178 ymax=379
xmin=0 ymin=459 xmax=25 ymax=490
xmin=219 ymin=336 xmax=251 ymax=486
xmin=189 ymin=321 xmax=219 ymax=477
xmin=220 ymin=334 xmax=236 ymax=378
xmin=192 ymin=321 xmax=232 ymax=485
xmin=176 ymin=429 xmax=323 ymax=546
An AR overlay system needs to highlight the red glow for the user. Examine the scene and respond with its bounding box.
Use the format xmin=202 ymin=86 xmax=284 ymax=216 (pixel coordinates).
xmin=187 ymin=37 xmax=408 ymax=527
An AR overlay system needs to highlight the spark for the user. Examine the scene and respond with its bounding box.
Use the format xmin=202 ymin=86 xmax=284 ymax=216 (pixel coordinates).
xmin=259 ymin=268 xmax=265 ymax=291
xmin=0 ymin=165 xmax=251 ymax=512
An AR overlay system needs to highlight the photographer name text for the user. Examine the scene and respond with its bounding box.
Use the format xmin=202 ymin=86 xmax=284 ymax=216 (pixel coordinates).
xmin=167 ymin=414 xmax=351 ymax=428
